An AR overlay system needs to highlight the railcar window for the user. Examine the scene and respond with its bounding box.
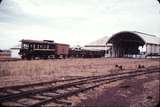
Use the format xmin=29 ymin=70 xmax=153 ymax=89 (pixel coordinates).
xmin=33 ymin=44 xmax=35 ymax=49
xmin=49 ymin=45 xmax=53 ymax=49
xmin=106 ymin=50 xmax=109 ymax=54
xmin=34 ymin=44 xmax=37 ymax=49
xmin=23 ymin=44 xmax=29 ymax=49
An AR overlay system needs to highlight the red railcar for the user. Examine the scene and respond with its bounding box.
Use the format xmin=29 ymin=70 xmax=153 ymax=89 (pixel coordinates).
xmin=55 ymin=43 xmax=69 ymax=58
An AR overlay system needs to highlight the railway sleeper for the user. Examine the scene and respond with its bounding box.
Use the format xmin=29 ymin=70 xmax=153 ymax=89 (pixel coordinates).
xmin=2 ymin=101 xmax=25 ymax=106
xmin=53 ymin=99 xmax=72 ymax=105
xmin=4 ymin=89 xmax=21 ymax=95
xmin=28 ymin=94 xmax=51 ymax=101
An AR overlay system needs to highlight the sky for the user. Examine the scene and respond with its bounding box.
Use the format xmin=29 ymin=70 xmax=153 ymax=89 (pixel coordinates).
xmin=0 ymin=0 xmax=160 ymax=49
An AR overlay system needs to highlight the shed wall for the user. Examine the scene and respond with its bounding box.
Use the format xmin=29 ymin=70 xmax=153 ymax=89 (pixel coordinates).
xmin=146 ymin=44 xmax=160 ymax=55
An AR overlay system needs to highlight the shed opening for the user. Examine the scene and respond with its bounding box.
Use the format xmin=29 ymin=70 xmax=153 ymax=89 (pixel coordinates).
xmin=107 ymin=31 xmax=145 ymax=57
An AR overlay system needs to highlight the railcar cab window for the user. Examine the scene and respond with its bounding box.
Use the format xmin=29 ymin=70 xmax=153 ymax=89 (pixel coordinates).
xmin=23 ymin=43 xmax=29 ymax=49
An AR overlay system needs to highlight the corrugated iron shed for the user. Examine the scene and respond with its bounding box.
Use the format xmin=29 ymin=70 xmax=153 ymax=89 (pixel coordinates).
xmin=84 ymin=31 xmax=160 ymax=57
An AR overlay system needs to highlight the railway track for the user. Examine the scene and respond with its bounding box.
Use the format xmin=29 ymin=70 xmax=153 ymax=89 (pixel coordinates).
xmin=0 ymin=67 xmax=159 ymax=107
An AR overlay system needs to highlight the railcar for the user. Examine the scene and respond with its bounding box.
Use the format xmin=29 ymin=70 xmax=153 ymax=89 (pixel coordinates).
xmin=19 ymin=39 xmax=69 ymax=60
xmin=69 ymin=48 xmax=105 ymax=58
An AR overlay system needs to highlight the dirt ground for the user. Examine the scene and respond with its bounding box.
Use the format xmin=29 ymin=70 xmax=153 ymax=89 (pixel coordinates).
xmin=0 ymin=58 xmax=159 ymax=87
xmin=0 ymin=58 xmax=159 ymax=107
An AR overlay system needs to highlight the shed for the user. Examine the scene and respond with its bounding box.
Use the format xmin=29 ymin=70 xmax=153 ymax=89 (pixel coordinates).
xmin=106 ymin=31 xmax=160 ymax=58
xmin=84 ymin=36 xmax=112 ymax=57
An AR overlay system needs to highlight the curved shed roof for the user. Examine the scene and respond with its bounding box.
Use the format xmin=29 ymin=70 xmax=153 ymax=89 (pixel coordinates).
xmin=133 ymin=31 xmax=160 ymax=45
xmin=107 ymin=31 xmax=160 ymax=45
xmin=85 ymin=36 xmax=109 ymax=46
xmin=84 ymin=36 xmax=110 ymax=50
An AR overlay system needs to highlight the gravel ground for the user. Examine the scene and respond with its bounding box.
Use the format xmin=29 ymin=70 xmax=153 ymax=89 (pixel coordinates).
xmin=76 ymin=72 xmax=160 ymax=107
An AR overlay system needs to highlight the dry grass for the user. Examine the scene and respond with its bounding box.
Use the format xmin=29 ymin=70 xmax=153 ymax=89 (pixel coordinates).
xmin=0 ymin=58 xmax=159 ymax=87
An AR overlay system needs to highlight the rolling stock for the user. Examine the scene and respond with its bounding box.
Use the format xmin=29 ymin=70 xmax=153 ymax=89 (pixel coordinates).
xmin=19 ymin=39 xmax=105 ymax=60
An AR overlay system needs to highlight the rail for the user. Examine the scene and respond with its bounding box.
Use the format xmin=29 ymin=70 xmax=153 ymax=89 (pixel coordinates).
xmin=0 ymin=67 xmax=159 ymax=106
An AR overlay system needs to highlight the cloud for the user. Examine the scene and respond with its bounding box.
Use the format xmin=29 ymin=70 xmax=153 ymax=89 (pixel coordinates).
xmin=0 ymin=0 xmax=160 ymax=49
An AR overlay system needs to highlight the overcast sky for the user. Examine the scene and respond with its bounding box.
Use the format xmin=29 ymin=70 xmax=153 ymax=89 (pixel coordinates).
xmin=0 ymin=0 xmax=160 ymax=49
